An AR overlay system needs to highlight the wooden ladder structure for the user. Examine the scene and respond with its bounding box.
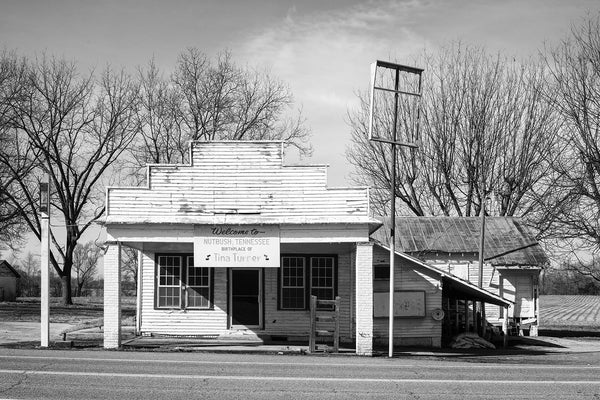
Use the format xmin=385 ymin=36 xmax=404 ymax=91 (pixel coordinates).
xmin=309 ymin=295 xmax=340 ymax=353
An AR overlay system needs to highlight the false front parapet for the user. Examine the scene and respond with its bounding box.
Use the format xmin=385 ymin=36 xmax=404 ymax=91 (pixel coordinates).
xmin=105 ymin=141 xmax=374 ymax=226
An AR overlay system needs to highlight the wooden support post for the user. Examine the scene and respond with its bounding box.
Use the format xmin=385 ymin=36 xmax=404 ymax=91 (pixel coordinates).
xmin=334 ymin=296 xmax=340 ymax=352
xmin=464 ymin=300 xmax=470 ymax=332
xmin=454 ymin=299 xmax=459 ymax=331
xmin=309 ymin=295 xmax=316 ymax=353
xmin=473 ymin=302 xmax=478 ymax=334
xmin=503 ymin=306 xmax=509 ymax=348
xmin=481 ymin=302 xmax=487 ymax=337
xmin=135 ymin=248 xmax=143 ymax=335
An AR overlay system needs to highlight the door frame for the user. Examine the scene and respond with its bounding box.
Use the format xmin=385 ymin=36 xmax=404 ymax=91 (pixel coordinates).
xmin=229 ymin=268 xmax=263 ymax=330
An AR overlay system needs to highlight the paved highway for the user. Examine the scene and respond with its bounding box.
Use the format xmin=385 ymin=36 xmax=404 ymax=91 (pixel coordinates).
xmin=1 ymin=349 xmax=599 ymax=399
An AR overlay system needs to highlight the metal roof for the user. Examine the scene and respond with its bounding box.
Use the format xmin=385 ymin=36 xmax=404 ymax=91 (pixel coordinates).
xmin=371 ymin=216 xmax=548 ymax=267
xmin=372 ymin=241 xmax=511 ymax=307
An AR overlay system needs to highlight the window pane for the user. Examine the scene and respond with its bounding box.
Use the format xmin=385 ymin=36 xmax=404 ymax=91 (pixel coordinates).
xmin=187 ymin=287 xmax=209 ymax=308
xmin=157 ymin=256 xmax=181 ymax=308
xmin=282 ymin=288 xmax=305 ymax=309
xmin=158 ymin=287 xmax=180 ymax=307
xmin=281 ymin=257 xmax=305 ymax=309
xmin=310 ymin=257 xmax=335 ymax=301
xmin=186 ymin=256 xmax=211 ymax=309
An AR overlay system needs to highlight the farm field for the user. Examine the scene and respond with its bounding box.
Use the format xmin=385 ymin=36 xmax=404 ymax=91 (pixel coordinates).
xmin=540 ymin=295 xmax=600 ymax=330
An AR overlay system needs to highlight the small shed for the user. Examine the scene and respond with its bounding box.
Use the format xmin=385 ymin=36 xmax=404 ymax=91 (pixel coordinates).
xmin=0 ymin=260 xmax=20 ymax=301
xmin=375 ymin=217 xmax=548 ymax=336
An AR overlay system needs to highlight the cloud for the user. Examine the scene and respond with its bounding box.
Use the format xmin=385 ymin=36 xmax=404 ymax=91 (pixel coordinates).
xmin=233 ymin=1 xmax=431 ymax=184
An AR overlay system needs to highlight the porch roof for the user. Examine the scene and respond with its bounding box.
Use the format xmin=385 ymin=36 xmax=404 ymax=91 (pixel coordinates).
xmin=372 ymin=241 xmax=511 ymax=307
xmin=103 ymin=215 xmax=382 ymax=233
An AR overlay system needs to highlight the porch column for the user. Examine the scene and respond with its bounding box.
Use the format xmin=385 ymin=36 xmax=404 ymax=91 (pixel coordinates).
xmin=104 ymin=242 xmax=122 ymax=349
xmin=355 ymin=241 xmax=374 ymax=356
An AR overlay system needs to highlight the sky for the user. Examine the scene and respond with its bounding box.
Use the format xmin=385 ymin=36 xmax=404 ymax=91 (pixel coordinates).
xmin=1 ymin=0 xmax=599 ymax=261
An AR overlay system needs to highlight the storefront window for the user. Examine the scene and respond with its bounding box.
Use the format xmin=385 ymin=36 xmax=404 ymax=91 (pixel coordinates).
xmin=281 ymin=256 xmax=306 ymax=309
xmin=311 ymin=257 xmax=335 ymax=301
xmin=157 ymin=255 xmax=181 ymax=308
xmin=156 ymin=254 xmax=212 ymax=309
xmin=280 ymin=255 xmax=336 ymax=310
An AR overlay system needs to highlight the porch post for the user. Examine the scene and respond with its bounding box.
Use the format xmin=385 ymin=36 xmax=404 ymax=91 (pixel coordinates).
xmin=104 ymin=242 xmax=122 ymax=349
xmin=135 ymin=249 xmax=142 ymax=335
xmin=355 ymin=241 xmax=374 ymax=356
xmin=502 ymin=306 xmax=509 ymax=348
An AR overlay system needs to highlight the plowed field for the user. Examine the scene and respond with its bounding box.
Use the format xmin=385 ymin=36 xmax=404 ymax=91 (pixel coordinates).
xmin=540 ymin=295 xmax=600 ymax=329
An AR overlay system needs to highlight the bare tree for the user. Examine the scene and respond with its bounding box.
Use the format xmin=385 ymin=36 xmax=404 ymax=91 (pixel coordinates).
xmin=0 ymin=54 xmax=139 ymax=304
xmin=347 ymin=43 xmax=561 ymax=231
xmin=541 ymin=14 xmax=600 ymax=271
xmin=121 ymin=247 xmax=138 ymax=293
xmin=129 ymin=49 xmax=311 ymax=176
xmin=0 ymin=51 xmax=30 ymax=247
xmin=15 ymin=251 xmax=40 ymax=297
xmin=128 ymin=59 xmax=187 ymax=177
xmin=72 ymin=241 xmax=102 ymax=297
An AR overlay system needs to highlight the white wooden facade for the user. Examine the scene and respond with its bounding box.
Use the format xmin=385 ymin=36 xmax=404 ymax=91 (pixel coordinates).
xmin=103 ymin=141 xmax=379 ymax=354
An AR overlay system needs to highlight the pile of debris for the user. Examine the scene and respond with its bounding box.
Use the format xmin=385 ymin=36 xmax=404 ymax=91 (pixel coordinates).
xmin=450 ymin=332 xmax=496 ymax=349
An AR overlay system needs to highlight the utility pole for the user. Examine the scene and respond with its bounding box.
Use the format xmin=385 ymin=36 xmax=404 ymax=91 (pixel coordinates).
xmin=368 ymin=60 xmax=423 ymax=358
xmin=477 ymin=195 xmax=486 ymax=336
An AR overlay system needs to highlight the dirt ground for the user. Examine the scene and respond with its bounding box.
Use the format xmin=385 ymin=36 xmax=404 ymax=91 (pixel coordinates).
xmin=1 ymin=298 xmax=599 ymax=364
xmin=0 ymin=297 xmax=135 ymax=323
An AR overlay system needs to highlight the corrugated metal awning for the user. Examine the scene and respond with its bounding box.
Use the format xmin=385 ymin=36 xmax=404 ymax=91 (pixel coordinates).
xmin=373 ymin=241 xmax=512 ymax=307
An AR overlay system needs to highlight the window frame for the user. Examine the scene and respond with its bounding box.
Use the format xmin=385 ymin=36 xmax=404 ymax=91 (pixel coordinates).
xmin=279 ymin=256 xmax=307 ymax=310
xmin=278 ymin=254 xmax=337 ymax=311
xmin=154 ymin=253 xmax=214 ymax=310
xmin=156 ymin=255 xmax=183 ymax=309
xmin=373 ymin=263 xmax=390 ymax=280
xmin=185 ymin=255 xmax=213 ymax=309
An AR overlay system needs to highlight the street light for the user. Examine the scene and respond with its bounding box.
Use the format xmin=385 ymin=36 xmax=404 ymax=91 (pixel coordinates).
xmin=39 ymin=182 xmax=49 ymax=214
xmin=39 ymin=177 xmax=51 ymax=347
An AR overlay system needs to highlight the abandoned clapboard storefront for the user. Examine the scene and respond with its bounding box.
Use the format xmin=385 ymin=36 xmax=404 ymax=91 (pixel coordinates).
xmin=103 ymin=141 xmax=512 ymax=354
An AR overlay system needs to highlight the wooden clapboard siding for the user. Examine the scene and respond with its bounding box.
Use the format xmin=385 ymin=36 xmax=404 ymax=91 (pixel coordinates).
xmin=263 ymin=267 xmax=310 ymax=336
xmin=336 ymin=251 xmax=353 ymax=339
xmin=107 ymin=141 xmax=368 ymax=220
xmin=372 ymin=246 xmax=442 ymax=340
xmin=262 ymin=251 xmax=353 ymax=340
xmin=139 ymin=250 xmax=228 ymax=335
xmin=502 ymin=273 xmax=535 ymax=319
xmin=191 ymin=141 xmax=283 ymax=168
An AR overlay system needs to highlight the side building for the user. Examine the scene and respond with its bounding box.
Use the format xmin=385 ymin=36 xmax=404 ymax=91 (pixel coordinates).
xmin=0 ymin=260 xmax=20 ymax=302
xmin=373 ymin=217 xmax=548 ymax=337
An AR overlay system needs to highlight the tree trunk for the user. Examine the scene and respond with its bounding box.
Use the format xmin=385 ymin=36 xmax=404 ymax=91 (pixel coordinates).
xmin=60 ymin=273 xmax=73 ymax=305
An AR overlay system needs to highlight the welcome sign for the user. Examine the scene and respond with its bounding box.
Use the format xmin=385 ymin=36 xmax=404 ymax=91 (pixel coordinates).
xmin=194 ymin=225 xmax=280 ymax=268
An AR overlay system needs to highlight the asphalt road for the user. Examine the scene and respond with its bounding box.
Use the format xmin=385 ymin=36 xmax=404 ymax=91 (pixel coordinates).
xmin=1 ymin=349 xmax=600 ymax=399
